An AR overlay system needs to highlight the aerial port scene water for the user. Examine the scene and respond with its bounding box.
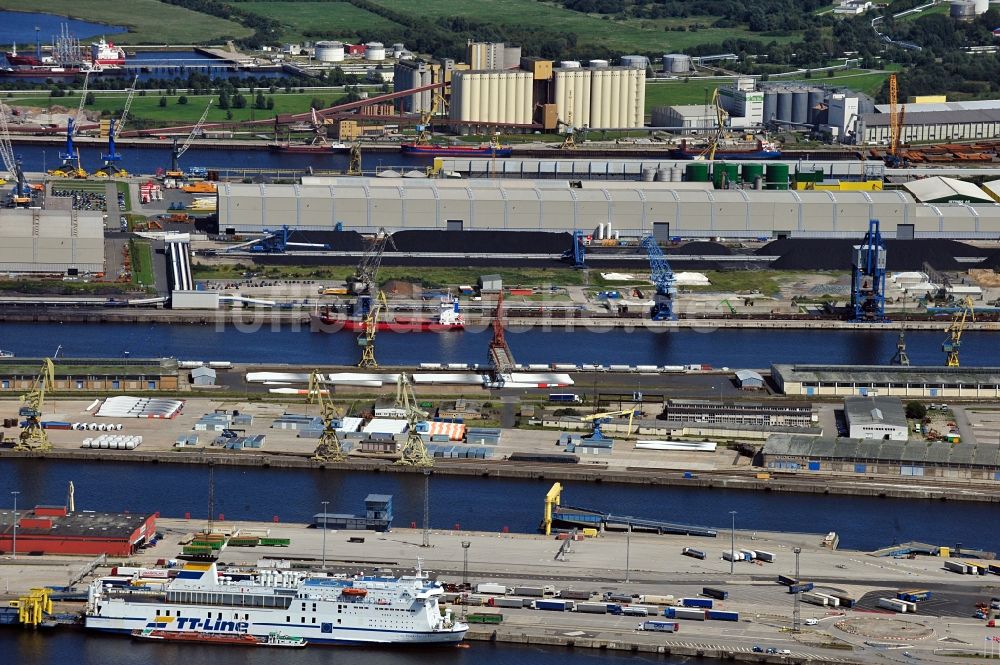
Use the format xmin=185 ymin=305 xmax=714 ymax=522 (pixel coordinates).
xmin=2 ymin=2 xmax=1000 ymax=665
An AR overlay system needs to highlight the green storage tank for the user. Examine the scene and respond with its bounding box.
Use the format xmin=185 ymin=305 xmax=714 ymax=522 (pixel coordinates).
xmin=713 ymin=163 xmax=740 ymax=189
xmin=795 ymin=168 xmax=824 ymax=184
xmin=685 ymin=162 xmax=710 ymax=182
xmin=741 ymin=163 xmax=764 ymax=185
xmin=766 ymin=163 xmax=790 ymax=190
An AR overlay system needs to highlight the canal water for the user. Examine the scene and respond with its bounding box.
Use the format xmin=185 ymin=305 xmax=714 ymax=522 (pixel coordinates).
xmin=0 ymin=11 xmax=126 ymax=47
xmin=0 ymin=322 xmax=995 ymax=368
xmin=0 ymin=459 xmax=995 ymax=553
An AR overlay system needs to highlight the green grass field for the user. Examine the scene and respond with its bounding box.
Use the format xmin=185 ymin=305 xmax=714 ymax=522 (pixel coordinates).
xmin=6 ymin=91 xmax=348 ymax=125
xmin=237 ymin=2 xmax=403 ymax=43
xmin=130 ymin=240 xmax=155 ymax=287
xmin=0 ymin=1 xmax=252 ymax=45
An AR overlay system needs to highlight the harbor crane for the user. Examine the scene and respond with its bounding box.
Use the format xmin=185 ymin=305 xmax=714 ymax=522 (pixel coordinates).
xmin=488 ymin=292 xmax=516 ymax=379
xmin=357 ymin=290 xmax=388 ymax=368
xmin=849 ymin=219 xmax=888 ymax=323
xmin=51 ymin=71 xmax=90 ymax=178
xmin=942 ymin=296 xmax=974 ymax=367
xmin=886 ymin=74 xmax=907 ymax=168
xmin=0 ymin=101 xmax=30 ymax=206
xmin=307 ymin=370 xmax=346 ymax=463
xmin=17 ymin=358 xmax=55 ymax=452
xmin=223 ymin=225 xmax=329 ymax=254
xmin=640 ymin=235 xmax=677 ymax=321
xmin=394 ymin=373 xmax=433 ymax=467
xmin=581 ymin=408 xmax=637 ymax=444
xmin=350 ymin=228 xmax=394 ymax=318
xmin=170 ymin=100 xmax=213 ymax=173
xmin=701 ymin=88 xmax=730 ymax=162
xmin=414 ymin=93 xmax=448 ymax=145
xmin=347 ymin=142 xmax=362 ymax=176
xmin=97 ymin=75 xmax=139 ymax=177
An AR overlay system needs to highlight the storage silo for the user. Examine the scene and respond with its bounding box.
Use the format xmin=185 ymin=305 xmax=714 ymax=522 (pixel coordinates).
xmin=365 ymin=42 xmax=386 ymax=61
xmin=477 ymin=74 xmax=489 ymax=123
xmin=762 ymin=90 xmax=777 ymax=124
xmin=589 ymin=59 xmax=609 ymax=68
xmin=670 ymin=166 xmax=682 ymax=182
xmin=766 ymin=163 xmax=790 ymax=190
xmin=950 ymin=0 xmax=975 ymax=19
xmin=686 ymin=162 xmax=710 ymax=182
xmin=459 ymin=74 xmax=472 ymax=122
xmin=663 ymin=54 xmax=691 ymax=73
xmin=620 ymin=55 xmax=648 ymax=69
xmin=635 ymin=71 xmax=645 ymax=126
xmin=623 ymin=68 xmax=639 ymax=128
xmin=610 ymin=68 xmax=623 ymax=128
xmin=655 ymin=167 xmax=669 ymax=182
xmin=642 ymin=167 xmax=656 ymax=182
xmin=776 ymin=88 xmax=793 ymax=122
xmin=560 ymin=60 xmax=581 ymax=68
xmin=315 ymin=41 xmax=345 ymax=63
xmin=807 ymin=89 xmax=824 ymax=124
xmin=514 ymin=72 xmax=528 ymax=125
xmin=487 ymin=73 xmax=500 ymax=123
xmin=973 ymin=0 xmax=988 ymax=13
xmin=503 ymin=72 xmax=516 ymax=124
xmin=741 ymin=163 xmax=764 ymax=184
xmin=554 ymin=71 xmax=566 ymax=126
xmin=600 ymin=69 xmax=612 ymax=127
xmin=791 ymin=88 xmax=809 ymax=125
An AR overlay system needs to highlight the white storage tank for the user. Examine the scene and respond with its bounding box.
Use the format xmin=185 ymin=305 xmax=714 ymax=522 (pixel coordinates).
xmin=973 ymin=0 xmax=988 ymax=12
xmin=950 ymin=0 xmax=975 ymax=19
xmin=620 ymin=54 xmax=648 ymax=69
xmin=559 ymin=60 xmax=581 ymax=68
xmin=663 ymin=53 xmax=691 ymax=73
xmin=589 ymin=59 xmax=609 ymax=68
xmin=365 ymin=42 xmax=386 ymax=61
xmin=315 ymin=41 xmax=344 ymax=63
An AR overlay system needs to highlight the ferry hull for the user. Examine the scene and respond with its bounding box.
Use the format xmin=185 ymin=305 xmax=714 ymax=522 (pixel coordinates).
xmin=400 ymin=144 xmax=512 ymax=157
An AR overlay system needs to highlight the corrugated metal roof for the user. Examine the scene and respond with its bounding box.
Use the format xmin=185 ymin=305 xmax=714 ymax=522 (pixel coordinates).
xmin=903 ymin=177 xmax=995 ymax=203
xmin=874 ymin=100 xmax=1000 ymax=114
xmin=982 ymin=179 xmax=1000 ymax=202
xmin=844 ymin=396 xmax=907 ymax=427
xmin=773 ymin=364 xmax=1000 ymax=386
xmin=764 ymin=434 xmax=1000 ymax=468
xmin=862 ymin=108 xmax=1000 ymax=126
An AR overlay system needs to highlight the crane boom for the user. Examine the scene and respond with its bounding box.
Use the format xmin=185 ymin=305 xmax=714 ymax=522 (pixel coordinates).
xmin=178 ymin=100 xmax=214 ymax=159
xmin=113 ymin=75 xmax=140 ymax=140
xmin=73 ymin=71 xmax=91 ymax=136
xmin=942 ymin=296 xmax=974 ymax=367
xmin=640 ymin=235 xmax=677 ymax=321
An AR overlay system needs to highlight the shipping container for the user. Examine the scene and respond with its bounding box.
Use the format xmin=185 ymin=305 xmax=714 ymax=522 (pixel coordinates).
xmin=682 ymin=547 xmax=707 ymax=560
xmin=813 ymin=593 xmax=840 ymax=607
xmin=900 ymin=599 xmax=917 ymax=613
xmin=778 ymin=575 xmax=798 ymax=586
xmin=639 ymin=594 xmax=675 ymax=606
xmin=548 ymin=393 xmax=582 ymax=403
xmin=754 ymin=550 xmax=775 ymax=563
xmin=788 ymin=583 xmax=814 ymax=594
xmin=559 ymin=589 xmax=594 ymax=600
xmin=801 ymin=593 xmax=829 ymax=607
xmin=706 ymin=610 xmax=739 ymax=622
xmin=576 ymin=602 xmax=612 ymax=614
xmin=896 ymin=590 xmax=931 ymax=602
xmin=944 ymin=560 xmax=969 ymax=574
xmin=878 ymin=597 xmax=908 ymax=613
xmin=640 ymin=620 xmax=679 ymax=632
xmin=740 ymin=549 xmax=757 ymax=561
xmin=494 ymin=597 xmax=528 ymax=609
xmin=682 ymin=597 xmax=713 ymax=608
xmin=702 ymin=587 xmax=728 ymax=601
xmin=671 ymin=607 xmax=707 ymax=621
xmin=466 ymin=613 xmax=503 ymax=624
xmin=533 ymin=599 xmax=574 ymax=612
xmin=476 ymin=583 xmax=509 ymax=595
xmin=722 ymin=550 xmax=739 ymax=562
xmin=831 ymin=594 xmax=856 ymax=608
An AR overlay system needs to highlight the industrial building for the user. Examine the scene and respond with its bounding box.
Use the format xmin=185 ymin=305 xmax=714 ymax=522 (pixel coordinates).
xmin=393 ymin=58 xmax=457 ymax=113
xmin=844 ymin=396 xmax=908 ymax=441
xmin=650 ymin=105 xmax=717 ymax=133
xmin=0 ymin=505 xmax=157 ymax=556
xmin=858 ymin=107 xmax=1000 ymax=144
xmin=552 ymin=67 xmax=645 ymax=129
xmin=216 ymin=180 xmax=1000 ymax=239
xmin=466 ymin=41 xmax=521 ymax=71
xmin=762 ymin=434 xmax=1000 ymax=481
xmin=0 ymin=209 xmax=104 ymax=274
xmin=903 ymin=176 xmax=996 ymax=204
xmin=0 ymin=357 xmax=180 ymax=392
xmin=771 ymin=364 xmax=1000 ymax=398
xmin=661 ymin=399 xmax=816 ymax=428
xmin=719 ymin=79 xmax=764 ymax=127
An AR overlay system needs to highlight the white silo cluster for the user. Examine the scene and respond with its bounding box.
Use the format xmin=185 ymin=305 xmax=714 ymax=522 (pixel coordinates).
xmin=449 ymin=70 xmax=534 ymax=125
xmin=314 ymin=40 xmax=344 ymax=62
xmin=365 ymin=42 xmax=385 ymax=61
xmin=553 ymin=67 xmax=645 ymax=129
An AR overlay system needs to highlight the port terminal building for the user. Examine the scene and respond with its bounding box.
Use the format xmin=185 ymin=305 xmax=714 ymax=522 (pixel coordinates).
xmin=0 ymin=505 xmax=156 ymax=556
xmin=771 ymin=364 xmax=1000 ymax=399
xmin=0 ymin=357 xmax=180 ymax=392
xmin=844 ymin=396 xmax=909 ymax=441
xmin=0 ymin=209 xmax=104 ymax=274
xmin=660 ymin=399 xmax=817 ymax=428
xmin=216 ymin=180 xmax=1000 ymax=239
xmin=762 ymin=434 xmax=1000 ymax=481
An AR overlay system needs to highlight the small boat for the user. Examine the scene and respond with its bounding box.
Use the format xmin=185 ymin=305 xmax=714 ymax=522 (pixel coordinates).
xmin=0 ymin=350 xmax=12 ymax=358
xmin=341 ymin=587 xmax=368 ymax=597
xmin=131 ymin=628 xmax=259 ymax=646
xmin=261 ymin=632 xmax=308 ymax=648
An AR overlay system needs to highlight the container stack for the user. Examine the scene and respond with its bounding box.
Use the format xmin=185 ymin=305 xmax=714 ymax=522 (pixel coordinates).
xmin=271 ymin=413 xmax=323 ymax=430
xmin=81 ymin=434 xmax=143 ymax=450
xmin=426 ymin=444 xmax=495 ymax=459
xmin=174 ymin=434 xmax=200 ymax=448
xmin=194 ymin=413 xmax=232 ymax=431
xmin=466 ymin=427 xmax=502 ymax=445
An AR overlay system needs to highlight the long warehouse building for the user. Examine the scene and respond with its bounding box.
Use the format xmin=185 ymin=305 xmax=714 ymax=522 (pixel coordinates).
xmin=0 ymin=209 xmax=105 ymax=273
xmin=217 ymin=180 xmax=1000 ymax=238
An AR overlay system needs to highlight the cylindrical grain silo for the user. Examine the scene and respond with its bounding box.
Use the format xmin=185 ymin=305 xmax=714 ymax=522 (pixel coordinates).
xmin=776 ymin=88 xmax=793 ymax=122
xmin=807 ymin=89 xmax=824 ymax=124
xmin=580 ymin=69 xmax=592 ymax=127
xmin=589 ymin=59 xmax=609 ymax=68
xmin=554 ymin=71 xmax=566 ymax=126
xmin=458 ymin=74 xmax=470 ymax=121
xmin=468 ymin=74 xmax=480 ymax=123
xmin=600 ymin=69 xmax=612 ymax=128
xmin=791 ymin=88 xmax=808 ymax=125
xmin=623 ymin=69 xmax=637 ymax=130
xmin=487 ymin=72 xmax=500 ymax=124
xmin=476 ymin=74 xmax=489 ymax=123
xmin=610 ymin=68 xmax=623 ymax=128
xmin=514 ymin=73 xmax=527 ymax=125
xmin=503 ymin=72 xmax=516 ymax=124
xmin=574 ymin=70 xmax=586 ymax=128
xmin=560 ymin=60 xmax=581 ymax=68
xmin=670 ymin=166 xmax=682 ymax=182
xmin=762 ymin=90 xmax=776 ymax=124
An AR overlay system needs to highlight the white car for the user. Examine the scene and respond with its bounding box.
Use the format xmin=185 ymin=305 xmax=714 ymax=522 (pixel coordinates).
xmin=805 ymin=618 xmax=818 ymax=626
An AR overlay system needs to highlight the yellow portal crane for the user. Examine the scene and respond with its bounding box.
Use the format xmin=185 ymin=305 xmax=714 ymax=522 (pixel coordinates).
xmin=542 ymin=482 xmax=563 ymax=536
xmin=9 ymin=588 xmax=53 ymax=626
xmin=347 ymin=142 xmax=362 ymax=176
xmin=308 ymin=370 xmax=346 ymax=462
xmin=415 ymin=93 xmax=448 ymax=145
xmin=581 ymin=408 xmax=637 ymax=441
xmin=17 ymin=358 xmax=55 ymax=451
xmin=357 ymin=290 xmax=388 ymax=368
xmin=942 ymin=296 xmax=974 ymax=367
xmin=394 ymin=373 xmax=432 ymax=467
xmin=702 ymin=88 xmax=729 ymax=162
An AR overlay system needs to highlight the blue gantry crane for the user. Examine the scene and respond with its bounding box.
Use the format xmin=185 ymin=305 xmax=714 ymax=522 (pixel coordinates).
xmin=562 ymin=230 xmax=587 ymax=268
xmin=640 ymin=235 xmax=677 ymax=321
xmin=850 ymin=219 xmax=888 ymax=323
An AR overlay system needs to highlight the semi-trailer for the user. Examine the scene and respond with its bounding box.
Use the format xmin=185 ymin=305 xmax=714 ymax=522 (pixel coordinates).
xmin=670 ymin=607 xmax=707 ymax=621
xmin=754 ymin=550 xmax=775 ymax=563
xmin=576 ymin=602 xmax=612 ymax=614
xmin=621 ymin=606 xmax=654 ymax=617
xmin=640 ymin=620 xmax=680 ymax=632
xmin=476 ymin=583 xmax=509 ymax=595
xmin=831 ymin=594 xmax=856 ymax=608
xmin=897 ymin=590 xmax=931 ymax=602
xmin=702 ymin=587 xmax=729 ymax=600
xmin=706 ymin=610 xmax=740 ymax=622
xmin=788 ymin=583 xmax=815 ymax=594
xmin=559 ymin=589 xmax=595 ymax=600
xmin=466 ymin=613 xmax=504 ymax=624
xmin=944 ymin=561 xmax=970 ymax=574
xmin=640 ymin=594 xmax=676 ymax=605
xmin=682 ymin=598 xmax=713 ymax=609
xmin=801 ymin=592 xmax=829 ymax=607
xmin=682 ymin=547 xmax=707 ymax=560
xmin=494 ymin=597 xmax=529 ymax=608
xmin=878 ymin=598 xmax=909 ymax=613
xmin=778 ymin=575 xmax=798 ymax=586
xmin=516 ymin=585 xmax=555 ymax=597
xmin=533 ymin=599 xmax=575 ymax=611
xmin=814 ymin=593 xmax=840 ymax=607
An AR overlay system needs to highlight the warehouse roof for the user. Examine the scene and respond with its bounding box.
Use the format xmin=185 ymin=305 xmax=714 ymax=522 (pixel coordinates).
xmin=844 ymin=396 xmax=907 ymax=427
xmin=772 ymin=364 xmax=1000 ymax=386
xmin=874 ymin=99 xmax=1000 ymax=114
xmin=735 ymin=369 xmax=764 ymax=383
xmin=656 ymin=104 xmax=718 ymax=118
xmin=861 ymin=108 xmax=1000 ymax=126
xmin=764 ymin=434 xmax=1000 ymax=468
xmin=903 ymin=177 xmax=994 ymax=204
xmin=982 ymin=179 xmax=1000 ymax=203
xmin=0 ymin=508 xmax=151 ymax=538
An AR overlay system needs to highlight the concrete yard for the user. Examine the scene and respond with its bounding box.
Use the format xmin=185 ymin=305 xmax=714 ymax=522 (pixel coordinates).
xmin=1 ymin=521 xmax=996 ymax=664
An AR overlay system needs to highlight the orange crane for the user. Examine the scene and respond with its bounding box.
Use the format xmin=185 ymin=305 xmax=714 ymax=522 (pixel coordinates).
xmin=887 ymin=74 xmax=907 ymax=167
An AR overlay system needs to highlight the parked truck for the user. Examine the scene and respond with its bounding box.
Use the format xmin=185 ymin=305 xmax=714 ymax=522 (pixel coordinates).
xmin=533 ymin=599 xmax=575 ymax=612
xmin=788 ymin=583 xmax=815 ymax=594
xmin=476 ymin=583 xmax=509 ymax=595
xmin=640 ymin=620 xmax=679 ymax=633
xmin=639 ymin=594 xmax=676 ymax=606
xmin=681 ymin=598 xmax=713 ymax=609
xmin=576 ymin=602 xmax=612 ymax=614
xmin=516 ymin=585 xmax=556 ymax=598
xmin=682 ymin=547 xmax=707 ymax=560
xmin=702 ymin=587 xmax=728 ymax=601
xmin=706 ymin=610 xmax=739 ymax=622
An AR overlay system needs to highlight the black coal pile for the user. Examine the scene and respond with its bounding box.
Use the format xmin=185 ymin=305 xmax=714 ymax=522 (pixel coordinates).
xmin=285 ymin=230 xmax=364 ymax=251
xmin=390 ymin=230 xmax=571 ymax=254
xmin=669 ymin=241 xmax=733 ymax=256
xmin=760 ymin=238 xmax=986 ymax=271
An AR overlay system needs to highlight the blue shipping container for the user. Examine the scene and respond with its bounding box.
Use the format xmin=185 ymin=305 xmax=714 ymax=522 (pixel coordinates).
xmin=682 ymin=598 xmax=713 ymax=608
xmin=663 ymin=607 xmax=675 ymax=618
xmin=534 ymin=600 xmax=571 ymax=611
xmin=777 ymin=575 xmax=798 ymax=586
xmin=788 ymin=583 xmax=814 ymax=594
xmin=706 ymin=610 xmax=739 ymax=621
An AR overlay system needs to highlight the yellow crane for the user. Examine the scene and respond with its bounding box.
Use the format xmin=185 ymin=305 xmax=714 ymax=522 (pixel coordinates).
xmin=347 ymin=142 xmax=362 ymax=176
xmin=942 ymin=296 xmax=974 ymax=367
xmin=307 ymin=370 xmax=346 ymax=462
xmin=701 ymin=88 xmax=729 ymax=162
xmin=581 ymin=408 xmax=638 ymax=442
xmin=357 ymin=290 xmax=388 ymax=368
xmin=542 ymin=482 xmax=563 ymax=536
xmin=415 ymin=93 xmax=448 ymax=145
xmin=9 ymin=588 xmax=53 ymax=626
xmin=394 ymin=373 xmax=432 ymax=467
xmin=17 ymin=358 xmax=55 ymax=451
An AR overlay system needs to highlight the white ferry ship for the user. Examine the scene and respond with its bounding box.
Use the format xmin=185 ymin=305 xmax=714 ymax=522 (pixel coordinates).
xmin=85 ymin=561 xmax=468 ymax=646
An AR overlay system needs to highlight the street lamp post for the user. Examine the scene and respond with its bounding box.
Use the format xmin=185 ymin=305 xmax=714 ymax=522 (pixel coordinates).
xmin=321 ymin=500 xmax=329 ymax=569
xmin=793 ymin=547 xmax=802 ymax=632
xmin=461 ymin=541 xmax=471 ymax=587
xmin=625 ymin=523 xmax=632 ymax=583
xmin=11 ymin=491 xmax=19 ymax=560
xmin=729 ymin=510 xmax=737 ymax=575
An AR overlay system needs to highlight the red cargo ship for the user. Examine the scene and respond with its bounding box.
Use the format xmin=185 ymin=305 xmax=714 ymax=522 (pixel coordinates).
xmin=4 ymin=43 xmax=42 ymax=66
